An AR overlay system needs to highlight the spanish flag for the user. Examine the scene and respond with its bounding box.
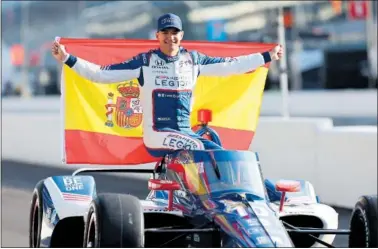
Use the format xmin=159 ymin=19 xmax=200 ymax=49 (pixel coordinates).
xmin=59 ymin=38 xmax=275 ymax=165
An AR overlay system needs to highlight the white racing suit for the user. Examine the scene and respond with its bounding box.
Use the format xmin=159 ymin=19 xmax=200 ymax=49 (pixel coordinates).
xmin=64 ymin=47 xmax=272 ymax=157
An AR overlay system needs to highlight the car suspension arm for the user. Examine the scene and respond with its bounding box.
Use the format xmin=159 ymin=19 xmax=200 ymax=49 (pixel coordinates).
xmin=145 ymin=228 xmax=217 ymax=233
xmin=286 ymin=227 xmax=350 ymax=235
xmin=154 ymin=222 xmax=218 ymax=248
xmin=282 ymin=221 xmax=335 ymax=248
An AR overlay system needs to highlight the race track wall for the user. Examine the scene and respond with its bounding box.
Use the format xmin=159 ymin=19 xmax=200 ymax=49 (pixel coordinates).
xmin=251 ymin=118 xmax=377 ymax=209
xmin=2 ymin=94 xmax=377 ymax=209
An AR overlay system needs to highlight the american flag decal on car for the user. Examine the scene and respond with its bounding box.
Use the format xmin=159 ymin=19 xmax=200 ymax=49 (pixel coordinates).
xmin=62 ymin=192 xmax=92 ymax=202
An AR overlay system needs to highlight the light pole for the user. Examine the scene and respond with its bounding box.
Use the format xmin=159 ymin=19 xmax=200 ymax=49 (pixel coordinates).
xmin=277 ymin=6 xmax=290 ymax=118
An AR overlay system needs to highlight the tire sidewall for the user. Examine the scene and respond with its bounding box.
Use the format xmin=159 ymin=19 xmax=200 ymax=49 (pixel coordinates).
xmin=83 ymin=201 xmax=101 ymax=247
xmin=29 ymin=180 xmax=44 ymax=248
xmin=352 ymin=204 xmax=369 ymax=247
xmin=83 ymin=193 xmax=144 ymax=247
xmin=349 ymin=195 xmax=377 ymax=248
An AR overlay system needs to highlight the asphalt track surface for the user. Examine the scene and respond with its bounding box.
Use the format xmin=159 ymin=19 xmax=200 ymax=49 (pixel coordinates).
xmin=1 ymin=160 xmax=352 ymax=247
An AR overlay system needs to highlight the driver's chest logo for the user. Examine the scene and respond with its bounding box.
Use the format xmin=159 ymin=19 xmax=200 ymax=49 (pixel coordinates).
xmin=105 ymin=81 xmax=143 ymax=129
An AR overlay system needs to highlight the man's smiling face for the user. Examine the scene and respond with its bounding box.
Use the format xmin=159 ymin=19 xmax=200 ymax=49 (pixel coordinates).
xmin=156 ymin=27 xmax=184 ymax=54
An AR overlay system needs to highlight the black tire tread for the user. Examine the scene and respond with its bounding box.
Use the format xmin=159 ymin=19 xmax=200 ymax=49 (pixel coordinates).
xmin=84 ymin=193 xmax=144 ymax=248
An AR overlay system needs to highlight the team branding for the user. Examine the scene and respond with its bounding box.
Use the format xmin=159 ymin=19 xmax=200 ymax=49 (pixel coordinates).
xmin=141 ymin=53 xmax=148 ymax=64
xmin=156 ymin=91 xmax=181 ymax=99
xmin=246 ymin=227 xmax=265 ymax=234
xmin=152 ymin=59 xmax=169 ymax=70
xmin=255 ymin=236 xmax=271 ymax=245
xmin=157 ymin=116 xmax=171 ymax=121
xmin=246 ymin=218 xmax=263 ymax=227
xmin=161 ymin=17 xmax=175 ymax=25
xmin=179 ymin=59 xmax=193 ymax=68
xmin=155 ymin=59 xmax=164 ymax=66
xmin=153 ymin=70 xmax=168 ymax=74
xmin=133 ymin=53 xmax=148 ymax=64
xmin=167 ymin=56 xmax=178 ymax=62
xmin=63 ymin=176 xmax=84 ymax=191
xmin=162 ymin=133 xmax=200 ymax=150
xmin=155 ymin=75 xmax=191 ymax=88
xmin=226 ymin=57 xmax=239 ymax=62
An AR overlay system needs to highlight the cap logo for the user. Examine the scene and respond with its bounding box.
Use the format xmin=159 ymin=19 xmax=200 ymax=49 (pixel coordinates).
xmin=161 ymin=17 xmax=175 ymax=24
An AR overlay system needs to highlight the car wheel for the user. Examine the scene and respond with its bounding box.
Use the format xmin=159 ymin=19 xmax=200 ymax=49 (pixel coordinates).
xmin=29 ymin=180 xmax=44 ymax=248
xmin=83 ymin=193 xmax=144 ymax=247
xmin=349 ymin=195 xmax=377 ymax=248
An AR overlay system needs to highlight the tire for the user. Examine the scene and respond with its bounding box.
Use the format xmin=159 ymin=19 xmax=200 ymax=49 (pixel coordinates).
xmin=29 ymin=180 xmax=44 ymax=248
xmin=83 ymin=193 xmax=144 ymax=248
xmin=349 ymin=195 xmax=377 ymax=248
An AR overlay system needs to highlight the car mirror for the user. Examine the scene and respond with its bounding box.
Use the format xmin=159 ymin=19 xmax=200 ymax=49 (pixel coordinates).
xmin=275 ymin=180 xmax=301 ymax=212
xmin=275 ymin=180 xmax=301 ymax=193
xmin=148 ymin=179 xmax=181 ymax=211
xmin=148 ymin=179 xmax=181 ymax=191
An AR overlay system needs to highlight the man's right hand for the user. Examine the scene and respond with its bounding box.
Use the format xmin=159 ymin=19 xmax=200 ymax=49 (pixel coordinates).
xmin=51 ymin=41 xmax=68 ymax=62
xmin=269 ymin=45 xmax=283 ymax=61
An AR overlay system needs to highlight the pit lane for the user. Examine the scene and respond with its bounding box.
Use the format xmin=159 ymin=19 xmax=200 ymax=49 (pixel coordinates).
xmin=1 ymin=160 xmax=351 ymax=247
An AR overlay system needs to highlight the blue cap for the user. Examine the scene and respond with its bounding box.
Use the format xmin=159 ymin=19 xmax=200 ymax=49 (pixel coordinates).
xmin=157 ymin=13 xmax=183 ymax=31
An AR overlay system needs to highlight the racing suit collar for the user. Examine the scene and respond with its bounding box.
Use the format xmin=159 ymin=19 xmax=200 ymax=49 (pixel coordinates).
xmin=156 ymin=47 xmax=186 ymax=63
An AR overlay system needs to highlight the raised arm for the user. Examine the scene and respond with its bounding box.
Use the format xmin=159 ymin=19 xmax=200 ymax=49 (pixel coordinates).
xmin=192 ymin=45 xmax=282 ymax=77
xmin=52 ymin=41 xmax=146 ymax=84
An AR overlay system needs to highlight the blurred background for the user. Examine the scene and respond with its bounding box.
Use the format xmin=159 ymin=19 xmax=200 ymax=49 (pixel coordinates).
xmin=1 ymin=0 xmax=377 ymax=97
xmin=1 ymin=3 xmax=376 ymax=247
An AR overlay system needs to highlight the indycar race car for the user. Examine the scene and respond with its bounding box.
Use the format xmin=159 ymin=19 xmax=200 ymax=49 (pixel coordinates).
xmin=29 ymin=111 xmax=377 ymax=248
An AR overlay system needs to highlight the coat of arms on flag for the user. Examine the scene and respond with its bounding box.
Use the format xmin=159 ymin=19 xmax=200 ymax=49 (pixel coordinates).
xmin=104 ymin=81 xmax=143 ymax=129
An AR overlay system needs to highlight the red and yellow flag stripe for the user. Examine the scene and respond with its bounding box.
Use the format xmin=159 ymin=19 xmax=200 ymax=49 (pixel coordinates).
xmin=60 ymin=38 xmax=275 ymax=165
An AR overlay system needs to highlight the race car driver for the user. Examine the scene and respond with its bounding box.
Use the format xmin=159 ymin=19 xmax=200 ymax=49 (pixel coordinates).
xmin=52 ymin=13 xmax=283 ymax=157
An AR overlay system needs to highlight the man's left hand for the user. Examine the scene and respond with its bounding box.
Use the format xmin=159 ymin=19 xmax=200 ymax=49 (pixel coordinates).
xmin=269 ymin=45 xmax=283 ymax=61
